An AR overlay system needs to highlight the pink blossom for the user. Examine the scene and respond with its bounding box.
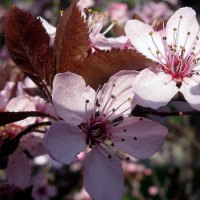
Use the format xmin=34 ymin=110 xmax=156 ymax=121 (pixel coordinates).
xmin=39 ymin=7 xmax=129 ymax=51
xmin=3 ymin=95 xmax=45 ymax=188
xmin=86 ymin=10 xmax=129 ymax=50
xmin=107 ymin=2 xmax=129 ymax=24
xmin=44 ymin=71 xmax=167 ymax=200
xmin=0 ymin=82 xmax=54 ymax=188
xmin=133 ymin=1 xmax=174 ymax=24
xmin=31 ymin=173 xmax=57 ymax=200
xmin=148 ymin=185 xmax=159 ymax=196
xmin=125 ymin=7 xmax=200 ymax=110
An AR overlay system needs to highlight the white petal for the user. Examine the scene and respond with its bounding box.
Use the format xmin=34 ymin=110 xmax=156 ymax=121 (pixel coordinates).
xmin=180 ymin=75 xmax=200 ymax=110
xmin=83 ymin=145 xmax=123 ymax=200
xmin=44 ymin=121 xmax=85 ymax=164
xmin=112 ymin=117 xmax=168 ymax=159
xmin=132 ymin=68 xmax=178 ymax=109
xmin=52 ymin=72 xmax=96 ymax=126
xmin=166 ymin=7 xmax=199 ymax=56
xmin=125 ymin=20 xmax=165 ymax=63
xmin=38 ymin=17 xmax=56 ymax=37
xmin=7 ymin=149 xmax=31 ymax=188
xmin=98 ymin=70 xmax=138 ymax=119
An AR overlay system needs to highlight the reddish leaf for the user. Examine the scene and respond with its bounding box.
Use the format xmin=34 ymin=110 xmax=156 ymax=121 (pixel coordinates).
xmin=5 ymin=6 xmax=53 ymax=99
xmin=0 ymin=111 xmax=55 ymax=126
xmin=79 ymin=49 xmax=155 ymax=89
xmin=54 ymin=0 xmax=90 ymax=73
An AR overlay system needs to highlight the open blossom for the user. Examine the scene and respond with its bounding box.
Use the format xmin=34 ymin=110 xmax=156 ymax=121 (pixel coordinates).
xmin=86 ymin=9 xmax=129 ymax=50
xmin=0 ymin=81 xmax=54 ymax=188
xmin=125 ymin=7 xmax=200 ymax=110
xmin=3 ymin=95 xmax=45 ymax=188
xmin=39 ymin=2 xmax=129 ymax=51
xmin=44 ymin=71 xmax=167 ymax=200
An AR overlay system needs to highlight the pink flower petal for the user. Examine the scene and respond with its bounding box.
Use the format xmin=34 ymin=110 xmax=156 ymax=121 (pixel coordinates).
xmin=180 ymin=75 xmax=200 ymax=110
xmin=5 ymin=95 xmax=36 ymax=126
xmin=44 ymin=121 xmax=86 ymax=164
xmin=52 ymin=72 xmax=96 ymax=126
xmin=132 ymin=68 xmax=178 ymax=109
xmin=7 ymin=149 xmax=31 ymax=188
xmin=166 ymin=7 xmax=199 ymax=56
xmin=83 ymin=145 xmax=123 ymax=200
xmin=98 ymin=70 xmax=138 ymax=119
xmin=0 ymin=81 xmax=15 ymax=110
xmin=112 ymin=117 xmax=168 ymax=159
xmin=21 ymin=132 xmax=45 ymax=157
xmin=125 ymin=20 xmax=165 ymax=63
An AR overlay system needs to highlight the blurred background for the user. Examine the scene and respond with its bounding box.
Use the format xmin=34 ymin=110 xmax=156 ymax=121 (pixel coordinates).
xmin=1 ymin=0 xmax=200 ymax=200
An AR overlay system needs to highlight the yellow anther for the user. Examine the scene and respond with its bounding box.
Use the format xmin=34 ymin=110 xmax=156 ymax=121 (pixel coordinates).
xmin=60 ymin=10 xmax=64 ymax=16
xmin=156 ymin=50 xmax=160 ymax=54
xmin=102 ymin=12 xmax=107 ymax=17
xmin=88 ymin=8 xmax=93 ymax=13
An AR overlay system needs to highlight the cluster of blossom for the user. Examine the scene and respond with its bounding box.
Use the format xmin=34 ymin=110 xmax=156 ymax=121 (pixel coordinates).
xmin=41 ymin=5 xmax=200 ymax=200
xmin=2 ymin=0 xmax=200 ymax=199
xmin=0 ymin=79 xmax=57 ymax=199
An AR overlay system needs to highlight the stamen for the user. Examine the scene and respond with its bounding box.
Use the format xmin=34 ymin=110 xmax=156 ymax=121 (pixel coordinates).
xmin=149 ymin=31 xmax=165 ymax=60
xmin=85 ymin=99 xmax=90 ymax=121
xmin=102 ymin=20 xmax=117 ymax=35
xmin=103 ymin=98 xmax=132 ymax=121
xmin=100 ymin=84 xmax=116 ymax=114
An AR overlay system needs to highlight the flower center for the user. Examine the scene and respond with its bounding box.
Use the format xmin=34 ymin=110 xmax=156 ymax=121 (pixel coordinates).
xmin=79 ymin=116 xmax=110 ymax=148
xmin=86 ymin=9 xmax=117 ymax=45
xmin=148 ymin=15 xmax=200 ymax=82
xmin=78 ymin=83 xmax=132 ymax=148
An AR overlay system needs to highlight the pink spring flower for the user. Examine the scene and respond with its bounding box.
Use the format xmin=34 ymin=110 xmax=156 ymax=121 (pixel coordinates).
xmin=3 ymin=95 xmax=45 ymax=188
xmin=0 ymin=81 xmax=54 ymax=188
xmin=133 ymin=1 xmax=173 ymax=24
xmin=31 ymin=173 xmax=57 ymax=200
xmin=125 ymin=7 xmax=200 ymax=110
xmin=107 ymin=2 xmax=129 ymax=25
xmin=85 ymin=9 xmax=129 ymax=50
xmin=44 ymin=71 xmax=167 ymax=200
xmin=39 ymin=5 xmax=129 ymax=51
